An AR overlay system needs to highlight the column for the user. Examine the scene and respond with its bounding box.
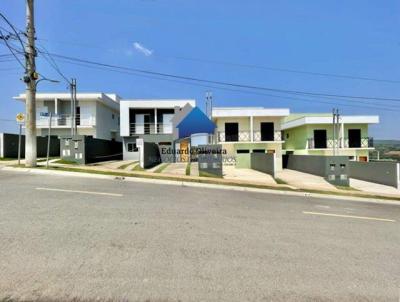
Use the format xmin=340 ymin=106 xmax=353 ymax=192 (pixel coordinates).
xmin=154 ymin=108 xmax=158 ymax=134
xmin=250 ymin=116 xmax=254 ymax=142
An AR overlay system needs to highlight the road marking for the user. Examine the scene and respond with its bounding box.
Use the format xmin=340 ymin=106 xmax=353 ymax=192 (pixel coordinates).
xmin=36 ymin=187 xmax=123 ymax=197
xmin=302 ymin=211 xmax=396 ymax=222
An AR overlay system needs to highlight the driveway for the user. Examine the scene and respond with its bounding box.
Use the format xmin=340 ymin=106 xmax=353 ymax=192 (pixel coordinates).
xmin=350 ymin=178 xmax=400 ymax=196
xmin=223 ymin=165 xmax=276 ymax=185
xmin=0 ymin=169 xmax=399 ymax=301
xmin=276 ymin=169 xmax=338 ymax=191
xmin=161 ymin=162 xmax=187 ymax=175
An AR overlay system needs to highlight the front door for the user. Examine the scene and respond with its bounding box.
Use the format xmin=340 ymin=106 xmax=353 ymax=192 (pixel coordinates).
xmin=314 ymin=130 xmax=327 ymax=149
xmin=348 ymin=129 xmax=361 ymax=148
xmin=261 ymin=122 xmax=274 ymax=141
xmin=225 ymin=123 xmax=239 ymax=142
xmin=180 ymin=140 xmax=189 ymax=162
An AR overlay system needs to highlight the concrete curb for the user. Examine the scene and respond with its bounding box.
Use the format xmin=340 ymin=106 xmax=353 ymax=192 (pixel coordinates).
xmin=2 ymin=166 xmax=400 ymax=206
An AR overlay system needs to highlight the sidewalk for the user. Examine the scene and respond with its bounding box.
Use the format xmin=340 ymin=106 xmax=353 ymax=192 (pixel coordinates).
xmin=5 ymin=160 xmax=400 ymax=202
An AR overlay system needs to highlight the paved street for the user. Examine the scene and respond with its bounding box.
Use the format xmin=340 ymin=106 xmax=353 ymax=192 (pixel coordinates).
xmin=0 ymin=169 xmax=399 ymax=301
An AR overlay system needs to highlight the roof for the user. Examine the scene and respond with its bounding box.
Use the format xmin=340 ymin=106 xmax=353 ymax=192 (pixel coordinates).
xmin=14 ymin=92 xmax=120 ymax=111
xmin=176 ymin=107 xmax=216 ymax=138
xmin=281 ymin=115 xmax=380 ymax=130
xmin=212 ymin=107 xmax=290 ymax=117
xmin=120 ymin=99 xmax=196 ymax=109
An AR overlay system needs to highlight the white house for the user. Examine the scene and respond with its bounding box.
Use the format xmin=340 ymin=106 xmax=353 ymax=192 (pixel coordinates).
xmin=14 ymin=92 xmax=121 ymax=141
xmin=120 ymin=99 xmax=196 ymax=160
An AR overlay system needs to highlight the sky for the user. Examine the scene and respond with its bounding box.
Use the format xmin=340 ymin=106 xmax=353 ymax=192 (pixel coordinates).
xmin=1 ymin=0 xmax=400 ymax=139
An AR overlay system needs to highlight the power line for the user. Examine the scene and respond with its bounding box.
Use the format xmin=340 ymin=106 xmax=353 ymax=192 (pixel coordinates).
xmin=36 ymin=37 xmax=400 ymax=85
xmin=47 ymin=52 xmax=400 ymax=102
xmin=50 ymin=54 xmax=400 ymax=112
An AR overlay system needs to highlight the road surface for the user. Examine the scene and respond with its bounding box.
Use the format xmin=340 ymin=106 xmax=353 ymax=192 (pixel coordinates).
xmin=0 ymin=169 xmax=399 ymax=301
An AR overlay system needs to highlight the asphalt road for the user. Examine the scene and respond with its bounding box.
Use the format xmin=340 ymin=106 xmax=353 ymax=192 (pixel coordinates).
xmin=0 ymin=170 xmax=399 ymax=301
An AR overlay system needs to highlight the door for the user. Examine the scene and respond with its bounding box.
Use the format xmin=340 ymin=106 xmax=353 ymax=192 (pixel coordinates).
xmin=225 ymin=123 xmax=239 ymax=142
xmin=314 ymin=130 xmax=327 ymax=149
xmin=162 ymin=113 xmax=174 ymax=134
xmin=261 ymin=122 xmax=274 ymax=141
xmin=135 ymin=114 xmax=151 ymax=134
xmin=348 ymin=129 xmax=361 ymax=148
xmin=180 ymin=140 xmax=189 ymax=162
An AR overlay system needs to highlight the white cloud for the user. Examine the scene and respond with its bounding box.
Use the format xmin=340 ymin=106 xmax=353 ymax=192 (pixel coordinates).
xmin=133 ymin=42 xmax=153 ymax=56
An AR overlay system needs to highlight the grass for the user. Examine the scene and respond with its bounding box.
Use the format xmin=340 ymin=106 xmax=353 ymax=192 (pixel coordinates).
xmin=12 ymin=164 xmax=400 ymax=202
xmin=185 ymin=162 xmax=191 ymax=176
xmin=274 ymin=177 xmax=288 ymax=185
xmin=37 ymin=157 xmax=58 ymax=162
xmin=117 ymin=161 xmax=137 ymax=170
xmin=0 ymin=157 xmax=16 ymax=161
xmin=131 ymin=164 xmax=145 ymax=171
xmin=52 ymin=159 xmax=77 ymax=165
xmin=335 ymin=185 xmax=359 ymax=191
xmin=154 ymin=163 xmax=170 ymax=173
xmin=199 ymin=171 xmax=223 ymax=178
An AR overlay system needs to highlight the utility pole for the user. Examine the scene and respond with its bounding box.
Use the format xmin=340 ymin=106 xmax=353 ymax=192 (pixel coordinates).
xmin=336 ymin=108 xmax=340 ymax=154
xmin=332 ymin=108 xmax=336 ymax=156
xmin=70 ymin=78 xmax=76 ymax=136
xmin=24 ymin=0 xmax=37 ymax=167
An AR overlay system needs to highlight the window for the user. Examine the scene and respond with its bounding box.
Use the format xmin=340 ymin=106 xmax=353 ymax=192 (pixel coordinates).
xmin=225 ymin=123 xmax=239 ymax=142
xmin=127 ymin=142 xmax=138 ymax=152
xmin=236 ymin=149 xmax=250 ymax=154
xmin=260 ymin=122 xmax=274 ymax=141
xmin=74 ymin=141 xmax=79 ymax=149
xmin=267 ymin=150 xmax=275 ymax=154
xmin=252 ymin=149 xmax=265 ymax=153
xmin=65 ymin=139 xmax=70 ymax=146
xmin=112 ymin=114 xmax=115 ymax=120
xmin=159 ymin=142 xmax=172 ymax=146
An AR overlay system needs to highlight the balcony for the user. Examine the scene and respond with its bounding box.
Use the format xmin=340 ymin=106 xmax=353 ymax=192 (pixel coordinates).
xmin=36 ymin=114 xmax=96 ymax=128
xmin=307 ymin=137 xmax=373 ymax=149
xmin=217 ymin=130 xmax=282 ymax=142
xmin=129 ymin=123 xmax=173 ymax=135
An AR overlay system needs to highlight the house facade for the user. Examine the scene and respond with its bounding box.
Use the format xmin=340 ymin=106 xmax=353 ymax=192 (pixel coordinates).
xmin=211 ymin=107 xmax=290 ymax=171
xmin=281 ymin=114 xmax=379 ymax=161
xmin=120 ymin=99 xmax=196 ymax=161
xmin=14 ymin=93 xmax=120 ymax=141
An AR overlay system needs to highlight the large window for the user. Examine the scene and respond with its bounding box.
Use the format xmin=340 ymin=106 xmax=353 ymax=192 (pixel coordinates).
xmin=348 ymin=129 xmax=361 ymax=148
xmin=225 ymin=123 xmax=239 ymax=142
xmin=260 ymin=122 xmax=274 ymax=141
xmin=314 ymin=129 xmax=327 ymax=149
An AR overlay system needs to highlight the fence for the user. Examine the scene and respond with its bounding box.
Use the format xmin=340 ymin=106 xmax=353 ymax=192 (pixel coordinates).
xmin=0 ymin=133 xmax=59 ymax=158
xmin=250 ymin=153 xmax=276 ymax=178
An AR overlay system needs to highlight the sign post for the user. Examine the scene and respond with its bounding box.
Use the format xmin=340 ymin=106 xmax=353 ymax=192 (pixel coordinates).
xmin=16 ymin=113 xmax=25 ymax=166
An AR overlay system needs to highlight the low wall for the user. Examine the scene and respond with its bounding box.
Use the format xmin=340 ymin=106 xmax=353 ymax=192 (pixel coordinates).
xmin=287 ymin=155 xmax=350 ymax=186
xmin=250 ymin=153 xmax=276 ymax=177
xmin=143 ymin=142 xmax=161 ymax=168
xmin=60 ymin=135 xmax=122 ymax=164
xmin=235 ymin=153 xmax=251 ymax=168
xmin=0 ymin=133 xmax=59 ymax=158
xmin=349 ymin=161 xmax=400 ymax=189
xmin=197 ymin=144 xmax=223 ymax=177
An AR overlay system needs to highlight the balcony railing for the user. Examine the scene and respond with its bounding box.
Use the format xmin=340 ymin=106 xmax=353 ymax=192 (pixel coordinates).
xmin=217 ymin=130 xmax=282 ymax=142
xmin=36 ymin=114 xmax=96 ymax=127
xmin=129 ymin=123 xmax=173 ymax=135
xmin=307 ymin=137 xmax=373 ymax=149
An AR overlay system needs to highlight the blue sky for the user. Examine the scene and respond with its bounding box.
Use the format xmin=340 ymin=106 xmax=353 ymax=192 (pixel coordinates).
xmin=1 ymin=0 xmax=400 ymax=139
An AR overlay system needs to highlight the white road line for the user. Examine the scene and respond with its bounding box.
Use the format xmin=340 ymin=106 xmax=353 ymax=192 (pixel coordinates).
xmin=302 ymin=211 xmax=396 ymax=222
xmin=36 ymin=187 xmax=123 ymax=197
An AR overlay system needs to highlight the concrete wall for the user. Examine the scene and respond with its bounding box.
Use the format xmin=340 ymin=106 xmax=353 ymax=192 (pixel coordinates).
xmin=60 ymin=135 xmax=122 ymax=164
xmin=349 ymin=161 xmax=400 ymax=189
xmin=286 ymin=155 xmax=350 ymax=186
xmin=95 ymin=102 xmax=120 ymax=141
xmin=142 ymin=142 xmax=161 ymax=168
xmin=197 ymin=144 xmax=223 ymax=177
xmin=0 ymin=133 xmax=59 ymax=158
xmin=250 ymin=153 xmax=276 ymax=177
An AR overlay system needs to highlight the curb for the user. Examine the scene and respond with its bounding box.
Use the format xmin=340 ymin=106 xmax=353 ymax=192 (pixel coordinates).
xmin=2 ymin=166 xmax=400 ymax=206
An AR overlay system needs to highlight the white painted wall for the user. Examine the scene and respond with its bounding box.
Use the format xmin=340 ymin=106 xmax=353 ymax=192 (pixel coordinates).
xmin=95 ymin=102 xmax=120 ymax=141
